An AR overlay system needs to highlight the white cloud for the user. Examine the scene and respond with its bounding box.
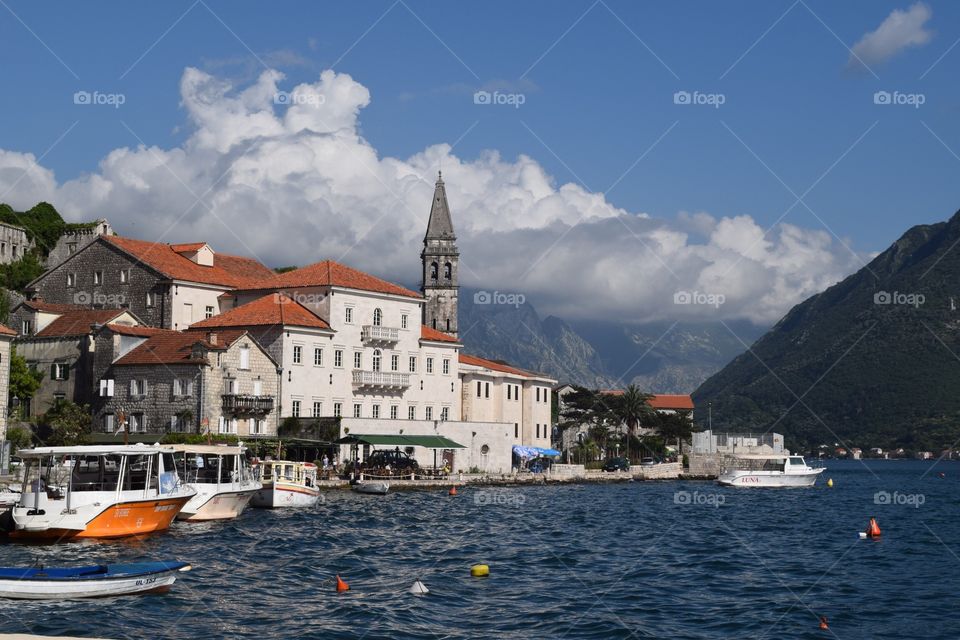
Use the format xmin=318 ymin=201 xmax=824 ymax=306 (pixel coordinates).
xmin=0 ymin=67 xmax=865 ymax=326
xmin=848 ymin=2 xmax=933 ymax=70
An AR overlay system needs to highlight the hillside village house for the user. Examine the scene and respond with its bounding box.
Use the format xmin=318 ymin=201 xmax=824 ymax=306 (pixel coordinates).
xmin=0 ymin=221 xmax=32 ymax=265
xmin=0 ymin=325 xmax=15 ymax=444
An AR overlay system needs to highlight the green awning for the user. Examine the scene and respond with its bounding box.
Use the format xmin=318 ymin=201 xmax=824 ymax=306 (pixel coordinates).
xmin=334 ymin=434 xmax=465 ymax=449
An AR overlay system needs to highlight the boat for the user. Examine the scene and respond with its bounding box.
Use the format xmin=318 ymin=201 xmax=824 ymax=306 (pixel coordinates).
xmin=352 ymin=481 xmax=390 ymax=495
xmin=0 ymin=484 xmax=21 ymax=508
xmin=0 ymin=561 xmax=191 ymax=599
xmin=172 ymin=444 xmax=261 ymax=521
xmin=250 ymin=460 xmax=320 ymax=508
xmin=8 ymin=444 xmax=196 ymax=540
xmin=717 ymin=453 xmax=825 ymax=487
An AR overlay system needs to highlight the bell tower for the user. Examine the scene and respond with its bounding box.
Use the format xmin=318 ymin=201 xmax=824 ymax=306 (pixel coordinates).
xmin=421 ymin=171 xmax=459 ymax=336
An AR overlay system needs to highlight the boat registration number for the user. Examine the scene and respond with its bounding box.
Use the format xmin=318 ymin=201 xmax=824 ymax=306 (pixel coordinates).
xmin=154 ymin=504 xmax=176 ymax=512
xmin=135 ymin=577 xmax=157 ymax=587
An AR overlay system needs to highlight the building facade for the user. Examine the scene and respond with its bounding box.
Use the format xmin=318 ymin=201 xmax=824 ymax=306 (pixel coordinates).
xmin=0 ymin=222 xmax=32 ymax=265
xmin=0 ymin=326 xmax=15 ymax=441
xmin=45 ymin=219 xmax=112 ymax=269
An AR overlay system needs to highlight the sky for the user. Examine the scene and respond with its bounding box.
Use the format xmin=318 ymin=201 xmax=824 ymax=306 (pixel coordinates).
xmin=0 ymin=0 xmax=958 ymax=326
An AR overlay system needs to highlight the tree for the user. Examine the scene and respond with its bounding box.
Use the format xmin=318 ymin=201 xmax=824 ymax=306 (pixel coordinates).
xmin=8 ymin=347 xmax=42 ymax=419
xmin=5 ymin=425 xmax=33 ymax=452
xmin=609 ymin=385 xmax=654 ymax=461
xmin=38 ymin=401 xmax=92 ymax=446
xmin=559 ymin=386 xmax=619 ymax=458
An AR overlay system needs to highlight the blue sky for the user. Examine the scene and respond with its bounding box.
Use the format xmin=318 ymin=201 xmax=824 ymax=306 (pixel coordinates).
xmin=1 ymin=1 xmax=958 ymax=323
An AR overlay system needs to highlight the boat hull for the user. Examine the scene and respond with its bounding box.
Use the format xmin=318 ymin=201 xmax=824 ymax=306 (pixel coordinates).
xmin=717 ymin=468 xmax=824 ymax=488
xmin=0 ymin=562 xmax=189 ymax=599
xmin=10 ymin=496 xmax=192 ymax=540
xmin=177 ymin=488 xmax=257 ymax=521
xmin=250 ymin=482 xmax=320 ymax=508
xmin=353 ymin=482 xmax=390 ymax=495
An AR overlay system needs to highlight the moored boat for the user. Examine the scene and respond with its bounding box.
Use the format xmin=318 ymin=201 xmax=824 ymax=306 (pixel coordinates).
xmin=0 ymin=561 xmax=191 ymax=599
xmin=717 ymin=453 xmax=825 ymax=487
xmin=352 ymin=481 xmax=390 ymax=495
xmin=250 ymin=460 xmax=320 ymax=508
xmin=173 ymin=444 xmax=261 ymax=521
xmin=8 ymin=444 xmax=196 ymax=540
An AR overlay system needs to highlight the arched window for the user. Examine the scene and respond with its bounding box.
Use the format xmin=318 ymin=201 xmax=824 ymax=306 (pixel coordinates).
xmin=373 ymin=308 xmax=382 ymax=326
xmin=430 ymin=262 xmax=439 ymax=280
xmin=443 ymin=262 xmax=452 ymax=279
xmin=372 ymin=349 xmax=382 ymax=372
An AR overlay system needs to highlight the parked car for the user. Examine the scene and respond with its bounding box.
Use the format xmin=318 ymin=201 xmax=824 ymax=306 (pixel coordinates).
xmin=364 ymin=450 xmax=420 ymax=473
xmin=640 ymin=457 xmax=657 ymax=467
xmin=602 ymin=457 xmax=630 ymax=472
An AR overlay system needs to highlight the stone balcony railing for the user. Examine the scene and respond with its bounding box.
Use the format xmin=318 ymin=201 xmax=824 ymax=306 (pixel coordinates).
xmin=222 ymin=394 xmax=275 ymax=414
xmin=352 ymin=370 xmax=410 ymax=389
xmin=361 ymin=325 xmax=399 ymax=343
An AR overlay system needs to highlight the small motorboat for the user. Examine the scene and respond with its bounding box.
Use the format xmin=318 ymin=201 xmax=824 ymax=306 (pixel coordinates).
xmin=352 ymin=481 xmax=390 ymax=495
xmin=251 ymin=460 xmax=320 ymax=508
xmin=0 ymin=561 xmax=191 ymax=599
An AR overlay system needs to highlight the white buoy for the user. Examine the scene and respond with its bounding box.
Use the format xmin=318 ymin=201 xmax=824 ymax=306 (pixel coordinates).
xmin=410 ymin=580 xmax=429 ymax=595
xmin=858 ymin=532 xmax=867 ymax=539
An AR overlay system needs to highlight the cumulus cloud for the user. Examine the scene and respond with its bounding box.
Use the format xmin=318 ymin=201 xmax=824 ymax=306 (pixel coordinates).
xmin=847 ymin=2 xmax=933 ymax=70
xmin=0 ymin=67 xmax=865 ymax=326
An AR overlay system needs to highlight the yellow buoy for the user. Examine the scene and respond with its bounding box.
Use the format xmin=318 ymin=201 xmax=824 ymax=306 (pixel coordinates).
xmin=827 ymin=478 xmax=833 ymax=488
xmin=470 ymin=564 xmax=490 ymax=578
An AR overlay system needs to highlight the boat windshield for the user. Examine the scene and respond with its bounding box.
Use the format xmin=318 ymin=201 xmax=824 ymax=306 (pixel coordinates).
xmin=727 ymin=457 xmax=785 ymax=472
xmin=789 ymin=456 xmax=805 ymax=465
xmin=70 ymin=455 xmax=123 ymax=491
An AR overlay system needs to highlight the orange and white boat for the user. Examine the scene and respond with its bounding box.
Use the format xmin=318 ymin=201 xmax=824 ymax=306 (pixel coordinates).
xmin=9 ymin=445 xmax=195 ymax=540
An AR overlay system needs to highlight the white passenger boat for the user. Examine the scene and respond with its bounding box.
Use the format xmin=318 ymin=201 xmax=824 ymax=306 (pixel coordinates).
xmin=250 ymin=460 xmax=320 ymax=508
xmin=0 ymin=561 xmax=191 ymax=599
xmin=717 ymin=453 xmax=825 ymax=487
xmin=173 ymin=444 xmax=261 ymax=521
xmin=8 ymin=445 xmax=195 ymax=540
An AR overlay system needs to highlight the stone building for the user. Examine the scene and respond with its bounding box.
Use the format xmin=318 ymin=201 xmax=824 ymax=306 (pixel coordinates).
xmin=0 ymin=325 xmax=15 ymax=441
xmin=421 ymin=172 xmax=459 ymax=336
xmin=93 ymin=326 xmax=279 ymax=437
xmin=45 ymin=219 xmax=112 ymax=269
xmin=0 ymin=222 xmax=32 ymax=265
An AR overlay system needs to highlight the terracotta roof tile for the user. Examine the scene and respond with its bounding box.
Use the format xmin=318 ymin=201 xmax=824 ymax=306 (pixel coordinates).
xmin=0 ymin=325 xmax=16 ymax=337
xmin=103 ymin=324 xmax=169 ymax=337
xmin=420 ymin=325 xmax=459 ymax=343
xmin=20 ymin=300 xmax=84 ymax=313
xmin=33 ymin=309 xmax=130 ymax=338
xmin=647 ymin=394 xmax=694 ymax=410
xmin=170 ymin=242 xmax=208 ymax=252
xmin=242 ymin=260 xmax=421 ymax=299
xmin=114 ymin=329 xmax=247 ymax=366
xmin=459 ymin=353 xmax=541 ymax=378
xmin=189 ymin=293 xmax=331 ymax=330
xmin=101 ymin=236 xmax=274 ymax=288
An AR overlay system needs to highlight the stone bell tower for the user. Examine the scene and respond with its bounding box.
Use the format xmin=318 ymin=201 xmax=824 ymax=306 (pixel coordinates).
xmin=421 ymin=171 xmax=459 ymax=336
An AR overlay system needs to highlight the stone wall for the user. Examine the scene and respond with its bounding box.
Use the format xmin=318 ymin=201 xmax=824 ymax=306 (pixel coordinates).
xmin=0 ymin=223 xmax=32 ymax=265
xmin=0 ymin=337 xmax=11 ymax=439
xmin=14 ymin=335 xmax=96 ymax=417
xmin=45 ymin=219 xmax=112 ymax=269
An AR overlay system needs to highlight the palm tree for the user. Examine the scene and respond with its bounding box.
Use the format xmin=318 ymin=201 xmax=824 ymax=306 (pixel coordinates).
xmin=613 ymin=385 xmax=653 ymax=461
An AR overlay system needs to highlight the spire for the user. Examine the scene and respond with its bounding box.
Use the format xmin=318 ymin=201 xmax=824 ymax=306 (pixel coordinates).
xmin=424 ymin=171 xmax=456 ymax=241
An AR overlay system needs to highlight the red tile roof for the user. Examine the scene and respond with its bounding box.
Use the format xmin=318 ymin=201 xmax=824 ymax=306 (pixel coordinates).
xmin=189 ymin=293 xmax=331 ymax=330
xmin=114 ymin=329 xmax=247 ymax=366
xmin=242 ymin=260 xmax=421 ymax=299
xmin=170 ymin=242 xmax=208 ymax=252
xmin=33 ymin=309 xmax=131 ymax=338
xmin=647 ymin=394 xmax=694 ymax=410
xmin=20 ymin=300 xmax=83 ymax=313
xmin=459 ymin=353 xmax=539 ymax=378
xmin=0 ymin=325 xmax=16 ymax=337
xmin=420 ymin=325 xmax=459 ymax=343
xmin=103 ymin=324 xmax=169 ymax=337
xmin=101 ymin=236 xmax=274 ymax=288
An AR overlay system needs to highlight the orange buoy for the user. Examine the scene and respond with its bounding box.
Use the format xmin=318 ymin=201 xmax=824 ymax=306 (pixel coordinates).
xmin=336 ymin=575 xmax=350 ymax=592
xmin=867 ymin=517 xmax=881 ymax=538
xmin=449 ymin=486 xmax=457 ymax=496
xmin=819 ymin=616 xmax=829 ymax=630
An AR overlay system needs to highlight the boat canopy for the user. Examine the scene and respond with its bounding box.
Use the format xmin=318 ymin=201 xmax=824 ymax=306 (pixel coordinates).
xmin=723 ymin=453 xmax=790 ymax=460
xmin=170 ymin=444 xmax=247 ymax=455
xmin=513 ymin=445 xmax=561 ymax=458
xmin=17 ymin=444 xmax=172 ymax=457
xmin=335 ymin=434 xmax=465 ymax=449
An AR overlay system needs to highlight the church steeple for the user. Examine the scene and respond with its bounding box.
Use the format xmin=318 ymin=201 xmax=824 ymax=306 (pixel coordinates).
xmin=421 ymin=171 xmax=459 ymax=336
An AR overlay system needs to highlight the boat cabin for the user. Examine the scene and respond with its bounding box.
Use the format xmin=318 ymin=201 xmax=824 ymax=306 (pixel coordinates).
xmin=256 ymin=460 xmax=317 ymax=488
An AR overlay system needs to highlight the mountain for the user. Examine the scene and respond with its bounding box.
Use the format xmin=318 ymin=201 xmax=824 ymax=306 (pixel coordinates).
xmin=694 ymin=209 xmax=960 ymax=453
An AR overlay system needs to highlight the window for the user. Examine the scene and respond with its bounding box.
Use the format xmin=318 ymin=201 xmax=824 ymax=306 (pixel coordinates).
xmin=334 ymin=402 xmax=342 ymax=417
xmin=372 ymin=404 xmax=380 ymax=419
xmin=444 ymin=262 xmax=452 ymax=279
xmin=291 ymin=400 xmax=301 ymax=417
xmin=129 ymin=379 xmax=148 ymax=397
xmin=119 ymin=269 xmax=129 ymax=284
xmin=353 ymin=352 xmax=362 ymax=369
xmin=314 ymin=347 xmax=323 ymax=366
xmin=507 ymin=385 xmax=512 ymax=401
xmin=0 ymin=242 xmax=5 ymax=256
xmin=425 ymin=406 xmax=433 ymax=420
xmin=225 ymin=379 xmax=237 ymax=394
xmin=251 ymin=419 xmax=265 ymax=435
xmin=334 ymin=350 xmax=343 ymax=368
xmin=515 ymin=424 xmax=519 ymax=438
xmin=253 ymin=380 xmax=262 ymax=396
xmin=345 ymin=307 xmax=354 ymax=324
xmin=477 ymin=381 xmax=482 ymax=398
xmin=66 ymin=273 xmax=76 ymax=287
xmin=68 ymin=242 xmax=78 ymax=254
xmin=292 ymin=345 xmax=303 ymax=365
xmin=443 ymin=359 xmax=450 ymax=375
xmin=104 ymin=413 xmax=115 ymax=433
xmin=21 ymin=320 xmax=32 ymax=335
xmin=536 ymin=388 xmax=540 ymax=402
xmin=11 ymin=245 xmax=17 ymax=259
xmin=440 ymin=407 xmax=449 ymax=421
xmin=430 ymin=262 xmax=438 ymax=280
xmin=353 ymin=403 xmax=362 ymax=418
xmin=93 ymin=271 xmax=103 ymax=285
xmin=390 ymin=405 xmax=398 ymax=420
xmin=391 ymin=354 xmax=399 ymax=371
xmin=373 ymin=308 xmax=382 ymax=326
xmin=53 ymin=393 xmax=65 ymax=404
xmin=145 ymin=292 xmax=154 ymax=307
xmin=217 ymin=353 xmax=223 ymax=368
xmin=205 ymin=306 xmax=214 ymax=319
xmin=51 ymin=363 xmax=69 ymax=381
xmin=409 ymin=356 xmax=417 ymax=373
xmin=426 ymin=357 xmax=434 ymax=374
xmin=401 ymin=314 xmax=408 ymax=329
xmin=239 ymin=346 xmax=250 ymax=370
xmin=372 ymin=349 xmax=382 ymax=372
xmin=99 ymin=379 xmax=115 ymax=397
xmin=129 ymin=413 xmax=146 ymax=433
xmin=171 ymin=415 xmax=190 ymax=432
xmin=408 ymin=406 xmax=416 ymax=420
xmin=485 ymin=382 xmax=490 ymax=398
xmin=173 ymin=378 xmax=193 ymax=396
xmin=536 ymin=424 xmax=540 ymax=439
xmin=312 ymin=401 xmax=322 ymax=418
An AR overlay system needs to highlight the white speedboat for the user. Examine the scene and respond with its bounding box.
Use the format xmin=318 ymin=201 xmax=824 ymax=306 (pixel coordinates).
xmin=0 ymin=561 xmax=191 ymax=599
xmin=8 ymin=444 xmax=196 ymax=540
xmin=250 ymin=460 xmax=320 ymax=508
xmin=717 ymin=454 xmax=825 ymax=487
xmin=173 ymin=444 xmax=261 ymax=521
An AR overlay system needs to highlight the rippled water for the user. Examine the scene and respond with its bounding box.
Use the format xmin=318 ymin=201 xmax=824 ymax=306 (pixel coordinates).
xmin=1 ymin=460 xmax=958 ymax=639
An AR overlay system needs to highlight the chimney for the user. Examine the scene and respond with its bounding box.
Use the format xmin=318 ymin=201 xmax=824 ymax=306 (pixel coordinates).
xmin=208 ymin=332 xmax=218 ymax=345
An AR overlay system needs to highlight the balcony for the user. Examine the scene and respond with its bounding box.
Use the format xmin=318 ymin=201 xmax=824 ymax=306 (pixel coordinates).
xmin=222 ymin=394 xmax=274 ymax=415
xmin=352 ymin=370 xmax=410 ymax=390
xmin=361 ymin=325 xmax=399 ymax=343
